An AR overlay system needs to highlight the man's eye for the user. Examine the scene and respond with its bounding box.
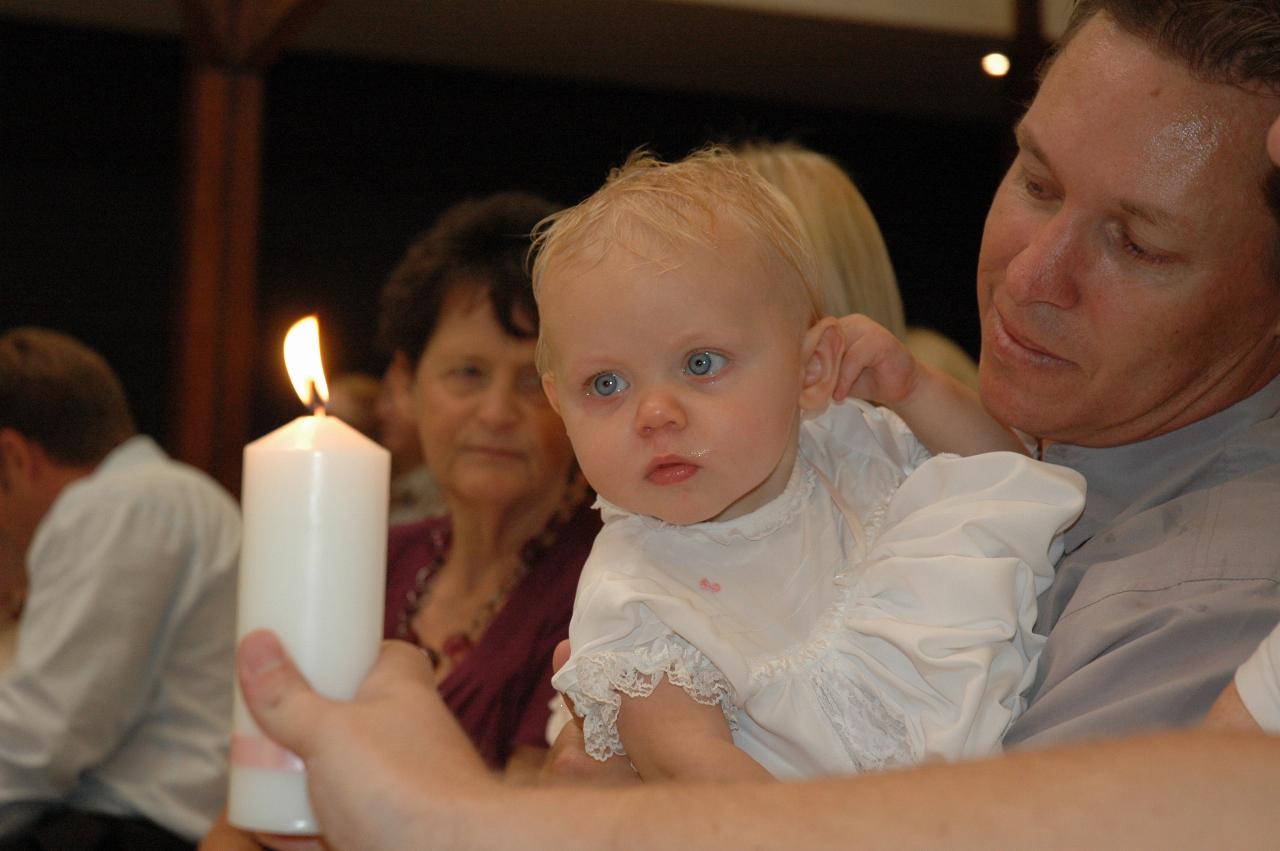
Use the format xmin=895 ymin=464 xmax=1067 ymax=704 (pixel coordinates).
xmin=590 ymin=372 xmax=629 ymax=397
xmin=685 ymin=351 xmax=727 ymax=377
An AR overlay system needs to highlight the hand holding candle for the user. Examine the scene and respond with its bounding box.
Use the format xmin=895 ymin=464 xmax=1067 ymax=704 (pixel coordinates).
xmin=228 ymin=316 xmax=390 ymax=835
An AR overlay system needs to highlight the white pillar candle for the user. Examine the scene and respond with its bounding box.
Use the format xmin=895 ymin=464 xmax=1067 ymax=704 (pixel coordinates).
xmin=228 ymin=317 xmax=390 ymax=835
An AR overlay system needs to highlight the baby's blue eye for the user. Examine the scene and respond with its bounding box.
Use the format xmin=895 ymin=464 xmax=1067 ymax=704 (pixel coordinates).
xmin=685 ymin=351 xmax=727 ymax=377
xmin=590 ymin=372 xmax=629 ymax=397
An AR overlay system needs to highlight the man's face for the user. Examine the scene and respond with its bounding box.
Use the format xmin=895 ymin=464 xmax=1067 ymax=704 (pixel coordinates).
xmin=977 ymin=14 xmax=1280 ymax=446
xmin=0 ymin=434 xmax=35 ymax=555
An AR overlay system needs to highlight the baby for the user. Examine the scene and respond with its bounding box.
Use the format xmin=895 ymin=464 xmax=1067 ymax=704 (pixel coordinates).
xmin=537 ymin=148 xmax=1084 ymax=781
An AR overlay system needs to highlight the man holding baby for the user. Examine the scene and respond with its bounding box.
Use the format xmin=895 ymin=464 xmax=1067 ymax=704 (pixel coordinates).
xmin=235 ymin=0 xmax=1280 ymax=847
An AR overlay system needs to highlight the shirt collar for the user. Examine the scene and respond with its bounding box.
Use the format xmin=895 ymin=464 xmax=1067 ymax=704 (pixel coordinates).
xmin=1043 ymin=374 xmax=1280 ymax=550
xmin=93 ymin=434 xmax=165 ymax=477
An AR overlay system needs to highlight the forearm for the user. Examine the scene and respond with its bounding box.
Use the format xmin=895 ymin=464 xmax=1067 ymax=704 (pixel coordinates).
xmin=614 ymin=680 xmax=771 ymax=783
xmin=627 ymin=735 xmax=772 ymax=784
xmin=1204 ymin=681 xmax=1263 ymax=732
xmin=891 ymin=365 xmax=1024 ymax=457
xmin=432 ymin=730 xmax=1280 ymax=850
xmin=241 ymin=633 xmax=1280 ymax=850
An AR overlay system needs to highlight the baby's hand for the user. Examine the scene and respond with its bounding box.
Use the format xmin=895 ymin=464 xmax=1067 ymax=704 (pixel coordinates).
xmin=832 ymin=314 xmax=920 ymax=406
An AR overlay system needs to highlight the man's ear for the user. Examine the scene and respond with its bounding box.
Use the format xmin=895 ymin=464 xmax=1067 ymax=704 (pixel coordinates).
xmin=798 ymin=317 xmax=843 ymax=414
xmin=0 ymin=429 xmax=36 ymax=491
xmin=541 ymin=373 xmax=562 ymax=415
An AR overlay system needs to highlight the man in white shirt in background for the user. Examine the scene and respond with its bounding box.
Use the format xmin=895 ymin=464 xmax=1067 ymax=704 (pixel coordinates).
xmin=0 ymin=540 xmax=23 ymax=671
xmin=0 ymin=327 xmax=240 ymax=850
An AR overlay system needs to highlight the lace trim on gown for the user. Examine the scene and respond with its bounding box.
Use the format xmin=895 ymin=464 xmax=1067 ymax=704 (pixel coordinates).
xmin=565 ymin=634 xmax=738 ymax=761
xmin=811 ymin=660 xmax=914 ymax=772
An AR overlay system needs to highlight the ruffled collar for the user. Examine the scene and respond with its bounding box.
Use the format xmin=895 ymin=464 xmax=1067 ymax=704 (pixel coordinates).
xmin=596 ymin=451 xmax=817 ymax=544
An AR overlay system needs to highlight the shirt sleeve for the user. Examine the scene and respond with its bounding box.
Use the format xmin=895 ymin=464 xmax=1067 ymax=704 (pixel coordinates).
xmin=0 ymin=486 xmax=195 ymax=801
xmin=830 ymin=451 xmax=1086 ymax=763
xmin=851 ymin=401 xmax=933 ymax=473
xmin=1235 ymin=624 xmax=1280 ymax=733
xmin=550 ymin=531 xmax=740 ymax=762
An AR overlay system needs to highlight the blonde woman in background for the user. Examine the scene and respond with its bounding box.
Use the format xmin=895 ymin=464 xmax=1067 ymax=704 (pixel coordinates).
xmin=735 ymin=141 xmax=979 ymax=390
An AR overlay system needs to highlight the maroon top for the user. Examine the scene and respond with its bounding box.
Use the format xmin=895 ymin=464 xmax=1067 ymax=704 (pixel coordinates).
xmin=383 ymin=502 xmax=600 ymax=768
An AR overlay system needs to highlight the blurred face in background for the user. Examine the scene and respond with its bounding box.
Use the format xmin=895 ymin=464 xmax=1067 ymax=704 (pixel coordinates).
xmin=410 ymin=285 xmax=575 ymax=514
xmin=0 ymin=535 xmax=25 ymax=621
xmin=378 ymin=357 xmax=426 ymax=477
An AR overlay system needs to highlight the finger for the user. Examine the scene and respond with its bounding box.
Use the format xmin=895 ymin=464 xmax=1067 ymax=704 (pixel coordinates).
xmin=835 ymin=336 xmax=879 ymax=401
xmin=552 ymin=639 xmax=571 ymax=672
xmin=358 ymin=639 xmax=437 ymax=697
xmin=541 ymin=720 xmax=638 ymax=786
xmin=255 ymin=835 xmax=328 ymax=851
xmin=237 ymin=630 xmax=329 ymax=756
xmin=549 ymin=639 xmax=580 ymax=718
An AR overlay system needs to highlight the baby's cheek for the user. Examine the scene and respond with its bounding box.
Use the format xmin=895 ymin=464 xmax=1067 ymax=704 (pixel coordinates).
xmin=573 ymin=439 xmax=616 ymax=491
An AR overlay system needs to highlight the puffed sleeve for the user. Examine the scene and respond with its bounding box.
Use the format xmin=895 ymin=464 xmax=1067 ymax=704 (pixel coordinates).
xmin=1235 ymin=624 xmax=1280 ymax=733
xmin=550 ymin=522 xmax=744 ymax=762
xmin=826 ymin=451 xmax=1085 ymax=764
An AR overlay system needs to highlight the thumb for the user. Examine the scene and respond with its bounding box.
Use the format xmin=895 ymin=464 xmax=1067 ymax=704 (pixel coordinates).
xmin=237 ymin=629 xmax=328 ymax=756
xmin=552 ymin=638 xmax=571 ymax=673
xmin=549 ymin=638 xmax=583 ymax=722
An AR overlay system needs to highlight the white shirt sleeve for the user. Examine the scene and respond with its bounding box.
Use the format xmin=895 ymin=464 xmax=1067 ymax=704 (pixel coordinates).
xmin=832 ymin=451 xmax=1086 ymax=762
xmin=550 ymin=524 xmax=741 ymax=762
xmin=0 ymin=485 xmax=197 ymax=800
xmin=1234 ymin=623 xmax=1280 ymax=733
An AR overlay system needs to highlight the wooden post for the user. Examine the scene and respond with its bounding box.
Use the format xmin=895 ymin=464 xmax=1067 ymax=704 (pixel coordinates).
xmin=170 ymin=0 xmax=325 ymax=494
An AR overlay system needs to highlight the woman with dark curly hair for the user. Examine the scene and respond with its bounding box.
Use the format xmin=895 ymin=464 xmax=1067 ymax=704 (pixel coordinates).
xmin=375 ymin=192 xmax=598 ymax=778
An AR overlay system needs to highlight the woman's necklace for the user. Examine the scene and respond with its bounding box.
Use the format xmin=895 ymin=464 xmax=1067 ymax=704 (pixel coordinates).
xmin=395 ymin=472 xmax=590 ymax=671
xmin=404 ymin=554 xmax=530 ymax=670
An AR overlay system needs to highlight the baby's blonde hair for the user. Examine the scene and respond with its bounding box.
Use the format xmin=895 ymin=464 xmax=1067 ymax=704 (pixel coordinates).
xmin=530 ymin=146 xmax=824 ymax=371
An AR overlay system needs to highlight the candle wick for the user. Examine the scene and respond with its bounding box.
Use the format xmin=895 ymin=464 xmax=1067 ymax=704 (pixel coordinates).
xmin=307 ymin=380 xmax=326 ymax=416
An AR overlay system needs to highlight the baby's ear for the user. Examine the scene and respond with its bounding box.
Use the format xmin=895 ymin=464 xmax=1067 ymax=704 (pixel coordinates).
xmin=798 ymin=317 xmax=842 ymax=414
xmin=541 ymin=373 xmax=562 ymax=415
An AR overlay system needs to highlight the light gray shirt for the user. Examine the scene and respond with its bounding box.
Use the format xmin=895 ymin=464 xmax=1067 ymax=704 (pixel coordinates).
xmin=1005 ymin=376 xmax=1280 ymax=747
xmin=0 ymin=436 xmax=240 ymax=840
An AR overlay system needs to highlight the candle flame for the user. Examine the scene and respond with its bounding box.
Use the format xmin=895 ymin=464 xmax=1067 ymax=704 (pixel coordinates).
xmin=283 ymin=316 xmax=330 ymax=412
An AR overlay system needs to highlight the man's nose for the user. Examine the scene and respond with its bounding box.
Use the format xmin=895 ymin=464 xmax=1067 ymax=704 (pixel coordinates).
xmin=1004 ymin=212 xmax=1082 ymax=309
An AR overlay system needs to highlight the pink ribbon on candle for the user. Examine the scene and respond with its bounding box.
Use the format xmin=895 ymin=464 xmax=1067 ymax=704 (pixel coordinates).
xmin=231 ymin=733 xmax=305 ymax=772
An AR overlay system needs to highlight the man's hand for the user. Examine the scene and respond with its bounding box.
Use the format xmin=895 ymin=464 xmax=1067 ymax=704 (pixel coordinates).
xmin=539 ymin=640 xmax=640 ymax=786
xmin=236 ymin=631 xmax=492 ymax=851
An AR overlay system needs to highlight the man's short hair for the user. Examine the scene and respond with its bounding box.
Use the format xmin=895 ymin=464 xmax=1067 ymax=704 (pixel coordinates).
xmin=1059 ymin=0 xmax=1280 ymax=90
xmin=1056 ymin=0 xmax=1280 ymax=271
xmin=529 ymin=146 xmax=824 ymax=371
xmin=0 ymin=328 xmax=136 ymax=466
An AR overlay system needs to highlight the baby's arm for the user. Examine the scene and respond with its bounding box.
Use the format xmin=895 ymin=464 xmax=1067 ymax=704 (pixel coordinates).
xmin=833 ymin=314 xmax=1025 ymax=457
xmin=616 ymin=677 xmax=773 ymax=783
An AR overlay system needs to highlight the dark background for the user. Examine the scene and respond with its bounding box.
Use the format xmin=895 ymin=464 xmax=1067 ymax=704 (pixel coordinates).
xmin=1 ymin=12 xmax=1018 ymax=452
